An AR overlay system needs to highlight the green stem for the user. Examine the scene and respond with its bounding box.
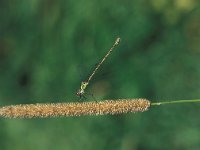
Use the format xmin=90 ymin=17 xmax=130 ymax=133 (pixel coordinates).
xmin=151 ymin=99 xmax=200 ymax=106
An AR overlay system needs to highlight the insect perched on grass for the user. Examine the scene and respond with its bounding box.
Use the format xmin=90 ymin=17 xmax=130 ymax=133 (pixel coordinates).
xmin=76 ymin=37 xmax=121 ymax=99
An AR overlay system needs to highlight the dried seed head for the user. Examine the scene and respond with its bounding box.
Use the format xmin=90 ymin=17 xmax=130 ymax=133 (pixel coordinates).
xmin=0 ymin=99 xmax=150 ymax=118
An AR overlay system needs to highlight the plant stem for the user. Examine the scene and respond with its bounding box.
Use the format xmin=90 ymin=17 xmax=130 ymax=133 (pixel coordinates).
xmin=151 ymin=99 xmax=200 ymax=106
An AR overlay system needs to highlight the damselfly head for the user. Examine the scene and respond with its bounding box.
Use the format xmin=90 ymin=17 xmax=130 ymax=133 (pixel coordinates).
xmin=76 ymin=89 xmax=83 ymax=97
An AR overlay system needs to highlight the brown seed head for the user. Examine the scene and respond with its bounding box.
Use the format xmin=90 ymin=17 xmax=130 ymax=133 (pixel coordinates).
xmin=0 ymin=99 xmax=150 ymax=118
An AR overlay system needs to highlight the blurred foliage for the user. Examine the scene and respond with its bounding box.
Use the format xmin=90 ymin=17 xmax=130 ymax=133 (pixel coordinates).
xmin=0 ymin=0 xmax=200 ymax=150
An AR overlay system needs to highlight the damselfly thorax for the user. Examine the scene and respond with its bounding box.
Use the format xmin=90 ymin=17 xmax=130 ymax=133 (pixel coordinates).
xmin=76 ymin=81 xmax=88 ymax=98
xmin=76 ymin=37 xmax=120 ymax=99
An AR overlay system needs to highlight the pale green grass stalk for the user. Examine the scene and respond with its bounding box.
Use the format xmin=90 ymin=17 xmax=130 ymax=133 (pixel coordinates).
xmin=151 ymin=99 xmax=200 ymax=106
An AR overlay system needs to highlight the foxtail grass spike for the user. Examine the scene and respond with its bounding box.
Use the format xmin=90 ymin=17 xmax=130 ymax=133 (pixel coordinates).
xmin=0 ymin=99 xmax=150 ymax=118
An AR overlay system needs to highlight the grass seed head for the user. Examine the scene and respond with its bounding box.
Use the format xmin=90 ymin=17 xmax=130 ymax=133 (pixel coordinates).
xmin=0 ymin=99 xmax=150 ymax=118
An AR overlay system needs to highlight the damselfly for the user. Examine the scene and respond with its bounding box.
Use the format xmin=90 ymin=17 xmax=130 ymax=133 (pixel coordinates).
xmin=76 ymin=37 xmax=121 ymax=99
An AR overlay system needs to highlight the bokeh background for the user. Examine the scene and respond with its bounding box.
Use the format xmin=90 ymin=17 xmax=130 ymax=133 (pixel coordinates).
xmin=0 ymin=0 xmax=200 ymax=149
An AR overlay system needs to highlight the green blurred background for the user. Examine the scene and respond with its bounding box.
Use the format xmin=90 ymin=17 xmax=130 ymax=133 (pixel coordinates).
xmin=0 ymin=0 xmax=200 ymax=149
